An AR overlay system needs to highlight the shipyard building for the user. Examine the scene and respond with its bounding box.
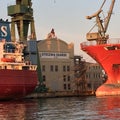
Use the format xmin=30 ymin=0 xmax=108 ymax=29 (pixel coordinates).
xmin=85 ymin=63 xmax=104 ymax=92
xmin=37 ymin=37 xmax=74 ymax=92
xmin=37 ymin=39 xmax=103 ymax=93
xmin=37 ymin=30 xmax=104 ymax=94
xmin=74 ymin=56 xmax=103 ymax=93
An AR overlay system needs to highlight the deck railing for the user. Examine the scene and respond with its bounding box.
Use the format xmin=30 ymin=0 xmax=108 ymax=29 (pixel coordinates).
xmin=81 ymin=38 xmax=120 ymax=47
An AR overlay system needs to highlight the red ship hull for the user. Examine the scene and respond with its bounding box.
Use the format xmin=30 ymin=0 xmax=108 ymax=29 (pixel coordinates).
xmin=0 ymin=69 xmax=38 ymax=100
xmin=81 ymin=41 xmax=120 ymax=96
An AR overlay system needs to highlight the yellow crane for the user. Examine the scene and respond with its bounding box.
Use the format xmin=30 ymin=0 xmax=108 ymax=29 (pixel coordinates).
xmin=86 ymin=0 xmax=115 ymax=44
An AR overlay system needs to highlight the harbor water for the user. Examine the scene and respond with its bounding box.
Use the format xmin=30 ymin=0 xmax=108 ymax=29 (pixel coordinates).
xmin=0 ymin=96 xmax=120 ymax=120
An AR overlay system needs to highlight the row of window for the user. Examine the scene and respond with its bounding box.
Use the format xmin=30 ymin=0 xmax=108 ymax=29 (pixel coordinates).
xmin=88 ymin=66 xmax=101 ymax=70
xmin=40 ymin=83 xmax=71 ymax=90
xmin=86 ymin=73 xmax=101 ymax=79
xmin=42 ymin=75 xmax=71 ymax=90
xmin=42 ymin=65 xmax=70 ymax=72
xmin=64 ymin=84 xmax=71 ymax=90
xmin=42 ymin=75 xmax=71 ymax=82
xmin=63 ymin=75 xmax=71 ymax=82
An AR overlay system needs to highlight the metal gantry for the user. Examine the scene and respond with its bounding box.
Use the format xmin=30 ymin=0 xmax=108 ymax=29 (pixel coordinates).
xmin=7 ymin=0 xmax=36 ymax=41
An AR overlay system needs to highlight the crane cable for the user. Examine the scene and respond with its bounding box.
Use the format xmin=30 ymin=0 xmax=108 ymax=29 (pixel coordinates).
xmin=100 ymin=0 xmax=106 ymax=10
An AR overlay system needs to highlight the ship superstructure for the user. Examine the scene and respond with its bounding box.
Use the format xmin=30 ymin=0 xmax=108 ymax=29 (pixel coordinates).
xmin=0 ymin=40 xmax=37 ymax=71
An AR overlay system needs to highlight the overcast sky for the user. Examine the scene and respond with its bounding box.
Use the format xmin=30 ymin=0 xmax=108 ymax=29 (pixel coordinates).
xmin=1 ymin=0 xmax=120 ymax=62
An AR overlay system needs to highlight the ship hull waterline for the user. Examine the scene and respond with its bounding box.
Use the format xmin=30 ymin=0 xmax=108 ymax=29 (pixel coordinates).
xmin=81 ymin=42 xmax=120 ymax=96
xmin=0 ymin=69 xmax=38 ymax=100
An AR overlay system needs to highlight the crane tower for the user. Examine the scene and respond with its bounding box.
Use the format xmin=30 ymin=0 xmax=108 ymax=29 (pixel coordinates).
xmin=7 ymin=0 xmax=36 ymax=41
xmin=86 ymin=0 xmax=115 ymax=44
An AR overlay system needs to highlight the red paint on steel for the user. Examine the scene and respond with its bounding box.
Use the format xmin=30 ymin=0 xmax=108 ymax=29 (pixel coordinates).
xmin=81 ymin=42 xmax=120 ymax=96
xmin=0 ymin=69 xmax=38 ymax=99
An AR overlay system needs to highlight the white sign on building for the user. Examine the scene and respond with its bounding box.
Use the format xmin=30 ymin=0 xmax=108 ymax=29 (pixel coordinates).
xmin=39 ymin=52 xmax=69 ymax=59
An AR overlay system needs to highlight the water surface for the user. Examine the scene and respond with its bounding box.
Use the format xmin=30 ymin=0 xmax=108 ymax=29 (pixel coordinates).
xmin=0 ymin=96 xmax=120 ymax=120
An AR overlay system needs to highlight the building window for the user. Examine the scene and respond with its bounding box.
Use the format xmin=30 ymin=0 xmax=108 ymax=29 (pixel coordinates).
xmin=55 ymin=65 xmax=58 ymax=72
xmin=64 ymin=84 xmax=67 ymax=90
xmin=68 ymin=84 xmax=71 ymax=90
xmin=43 ymin=75 xmax=46 ymax=82
xmin=99 ymin=74 xmax=101 ymax=78
xmin=63 ymin=65 xmax=66 ymax=72
xmin=68 ymin=76 xmax=70 ymax=81
xmin=42 ymin=65 xmax=45 ymax=72
xmin=50 ymin=65 xmax=54 ymax=72
xmin=67 ymin=65 xmax=70 ymax=71
xmin=87 ymin=83 xmax=91 ymax=88
xmin=63 ymin=75 xmax=66 ymax=82
xmin=86 ymin=74 xmax=88 ymax=78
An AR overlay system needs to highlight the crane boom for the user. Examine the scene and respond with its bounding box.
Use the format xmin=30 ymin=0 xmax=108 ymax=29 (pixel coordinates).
xmin=104 ymin=0 xmax=115 ymax=32
xmin=86 ymin=0 xmax=106 ymax=19
xmin=86 ymin=0 xmax=115 ymax=44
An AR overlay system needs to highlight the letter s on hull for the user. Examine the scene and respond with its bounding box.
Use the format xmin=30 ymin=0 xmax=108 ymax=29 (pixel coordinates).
xmin=1 ymin=26 xmax=7 ymax=37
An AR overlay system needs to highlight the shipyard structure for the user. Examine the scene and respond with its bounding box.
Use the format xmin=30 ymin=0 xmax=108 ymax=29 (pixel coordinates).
xmin=5 ymin=0 xmax=104 ymax=97
xmin=36 ymin=31 xmax=104 ymax=96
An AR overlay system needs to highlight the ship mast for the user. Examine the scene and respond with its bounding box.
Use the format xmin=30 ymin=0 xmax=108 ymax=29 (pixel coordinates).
xmin=86 ymin=0 xmax=115 ymax=44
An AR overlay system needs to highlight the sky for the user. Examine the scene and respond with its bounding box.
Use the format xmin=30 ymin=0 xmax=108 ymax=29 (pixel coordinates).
xmin=1 ymin=0 xmax=120 ymax=62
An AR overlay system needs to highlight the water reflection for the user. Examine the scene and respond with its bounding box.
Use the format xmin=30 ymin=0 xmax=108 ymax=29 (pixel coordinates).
xmin=0 ymin=99 xmax=38 ymax=120
xmin=96 ymin=96 xmax=120 ymax=120
xmin=0 ymin=96 xmax=119 ymax=120
xmin=37 ymin=96 xmax=120 ymax=120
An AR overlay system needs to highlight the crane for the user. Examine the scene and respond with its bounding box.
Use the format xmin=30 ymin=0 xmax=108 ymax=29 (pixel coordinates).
xmin=86 ymin=0 xmax=115 ymax=44
xmin=8 ymin=0 xmax=36 ymax=41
